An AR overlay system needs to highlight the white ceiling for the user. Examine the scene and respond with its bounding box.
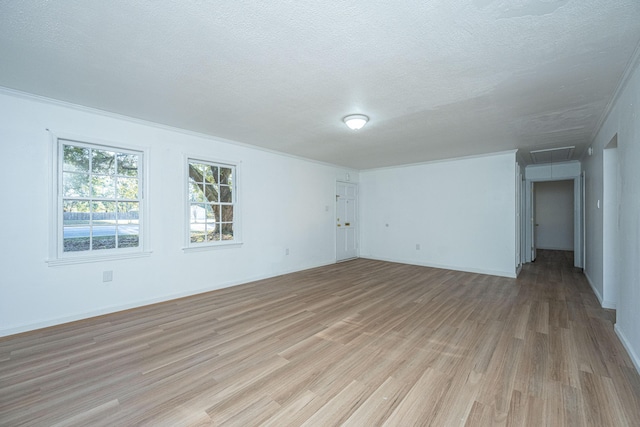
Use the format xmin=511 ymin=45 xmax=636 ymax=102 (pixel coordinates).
xmin=1 ymin=0 xmax=639 ymax=169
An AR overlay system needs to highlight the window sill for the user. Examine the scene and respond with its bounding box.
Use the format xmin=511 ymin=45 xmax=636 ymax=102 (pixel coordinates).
xmin=47 ymin=251 xmax=152 ymax=266
xmin=183 ymin=242 xmax=243 ymax=253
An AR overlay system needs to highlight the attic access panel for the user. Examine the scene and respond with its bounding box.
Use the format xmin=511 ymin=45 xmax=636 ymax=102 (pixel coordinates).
xmin=530 ymin=146 xmax=575 ymax=164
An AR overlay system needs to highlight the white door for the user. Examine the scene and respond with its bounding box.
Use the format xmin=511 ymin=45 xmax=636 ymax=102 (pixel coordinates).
xmin=336 ymin=182 xmax=358 ymax=261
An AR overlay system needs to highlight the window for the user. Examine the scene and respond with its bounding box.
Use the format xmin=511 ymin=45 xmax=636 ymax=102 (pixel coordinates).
xmin=187 ymin=159 xmax=237 ymax=247
xmin=53 ymin=138 xmax=145 ymax=260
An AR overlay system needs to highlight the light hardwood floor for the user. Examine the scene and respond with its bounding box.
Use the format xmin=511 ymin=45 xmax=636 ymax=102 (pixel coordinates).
xmin=1 ymin=250 xmax=640 ymax=426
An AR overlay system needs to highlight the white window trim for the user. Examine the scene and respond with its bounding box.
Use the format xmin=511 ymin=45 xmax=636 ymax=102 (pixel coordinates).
xmin=182 ymin=154 xmax=242 ymax=252
xmin=47 ymin=130 xmax=152 ymax=266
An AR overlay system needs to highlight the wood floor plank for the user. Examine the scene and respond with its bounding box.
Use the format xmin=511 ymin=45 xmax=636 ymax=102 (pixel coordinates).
xmin=341 ymin=376 xmax=410 ymax=426
xmin=1 ymin=250 xmax=639 ymax=426
xmin=560 ymin=384 xmax=584 ymax=427
xmin=382 ymin=367 xmax=453 ymax=426
xmin=476 ymin=333 xmax=524 ymax=415
xmin=506 ymin=389 xmax=527 ymax=427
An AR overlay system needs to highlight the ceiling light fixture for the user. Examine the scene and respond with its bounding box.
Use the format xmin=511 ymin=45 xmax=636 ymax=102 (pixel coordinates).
xmin=343 ymin=114 xmax=369 ymax=130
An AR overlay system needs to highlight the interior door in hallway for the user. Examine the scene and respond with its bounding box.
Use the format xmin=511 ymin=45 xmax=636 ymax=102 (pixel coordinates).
xmin=336 ymin=182 xmax=357 ymax=261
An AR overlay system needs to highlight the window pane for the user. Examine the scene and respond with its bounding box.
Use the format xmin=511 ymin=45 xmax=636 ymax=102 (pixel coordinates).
xmin=63 ymin=145 xmax=89 ymax=172
xmin=93 ymin=231 xmax=116 ymax=250
xmin=205 ymin=165 xmax=217 ymax=183
xmin=63 ymin=200 xmax=91 ymax=252
xmin=220 ymin=167 xmax=233 ymax=185
xmin=221 ymin=223 xmax=234 ymax=240
xmin=205 ymin=204 xmax=217 ymax=242
xmin=63 ymin=200 xmax=91 ymax=225
xmin=190 ymin=220 xmax=206 ymax=243
xmin=189 ymin=163 xmax=206 ymax=184
xmin=118 ymin=202 xmax=139 ymax=225
xmin=92 ymin=150 xmax=116 ymax=174
xmin=63 ymin=234 xmax=90 ymax=252
xmin=207 ymin=224 xmax=221 ymax=242
xmin=190 ymin=203 xmax=206 ymax=223
xmin=116 ymin=177 xmax=138 ymax=199
xmin=190 ymin=228 xmax=205 ymax=243
xmin=220 ymin=185 xmax=232 ymax=203
xmin=92 ymin=200 xmax=117 ymax=250
xmin=91 ymin=175 xmax=115 ymax=198
xmin=117 ymin=202 xmax=140 ymax=248
xmin=117 ymin=153 xmax=138 ymax=176
xmin=204 ymin=184 xmax=219 ymax=203
xmin=115 ymin=200 xmax=138 ymax=248
xmin=92 ymin=201 xmax=116 ymax=225
xmin=63 ymin=172 xmax=90 ymax=197
xmin=189 ymin=182 xmax=206 ymax=202
xmin=221 ymin=205 xmax=233 ymax=222
xmin=206 ymin=204 xmax=219 ymax=222
xmin=118 ymin=226 xmax=139 ymax=248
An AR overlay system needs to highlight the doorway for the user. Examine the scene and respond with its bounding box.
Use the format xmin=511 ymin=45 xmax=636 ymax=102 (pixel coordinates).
xmin=524 ymin=171 xmax=583 ymax=268
xmin=534 ymin=180 xmax=575 ymax=253
xmin=336 ymin=181 xmax=358 ymax=261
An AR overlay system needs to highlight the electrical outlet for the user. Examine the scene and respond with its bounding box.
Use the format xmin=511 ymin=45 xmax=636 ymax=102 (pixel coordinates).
xmin=285 ymin=248 xmax=290 ymax=255
xmin=103 ymin=270 xmax=113 ymax=282
xmin=416 ymin=244 xmax=421 ymax=250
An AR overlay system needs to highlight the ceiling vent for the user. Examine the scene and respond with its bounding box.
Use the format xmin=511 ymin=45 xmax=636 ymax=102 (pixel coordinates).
xmin=529 ymin=146 xmax=575 ymax=164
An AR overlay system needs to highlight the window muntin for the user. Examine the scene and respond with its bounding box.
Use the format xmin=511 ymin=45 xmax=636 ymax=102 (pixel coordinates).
xmin=59 ymin=140 xmax=142 ymax=255
xmin=188 ymin=160 xmax=236 ymax=246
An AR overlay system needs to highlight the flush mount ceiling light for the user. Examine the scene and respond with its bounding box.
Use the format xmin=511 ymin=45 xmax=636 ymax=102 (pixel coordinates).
xmin=343 ymin=114 xmax=369 ymax=130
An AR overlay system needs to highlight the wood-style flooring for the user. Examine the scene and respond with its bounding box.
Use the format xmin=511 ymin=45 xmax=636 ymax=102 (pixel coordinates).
xmin=1 ymin=250 xmax=640 ymax=426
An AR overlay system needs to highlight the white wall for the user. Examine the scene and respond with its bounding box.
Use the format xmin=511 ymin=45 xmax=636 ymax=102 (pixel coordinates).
xmin=582 ymin=51 xmax=640 ymax=373
xmin=359 ymin=151 xmax=517 ymax=278
xmin=0 ymin=90 xmax=357 ymax=336
xmin=535 ymin=180 xmax=574 ymax=251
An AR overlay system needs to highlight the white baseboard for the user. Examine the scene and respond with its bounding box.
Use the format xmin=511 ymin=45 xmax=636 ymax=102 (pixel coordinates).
xmin=583 ymin=271 xmax=616 ymax=309
xmin=615 ymin=324 xmax=640 ymax=375
xmin=0 ymin=260 xmax=336 ymax=338
xmin=584 ymin=271 xmax=603 ymax=305
xmin=360 ymin=255 xmax=516 ymax=278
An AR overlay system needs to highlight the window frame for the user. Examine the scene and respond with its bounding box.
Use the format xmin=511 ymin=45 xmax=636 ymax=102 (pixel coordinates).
xmin=48 ymin=132 xmax=151 ymax=265
xmin=184 ymin=155 xmax=242 ymax=251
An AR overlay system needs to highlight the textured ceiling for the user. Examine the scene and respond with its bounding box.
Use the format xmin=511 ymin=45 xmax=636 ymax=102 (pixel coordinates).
xmin=1 ymin=0 xmax=639 ymax=169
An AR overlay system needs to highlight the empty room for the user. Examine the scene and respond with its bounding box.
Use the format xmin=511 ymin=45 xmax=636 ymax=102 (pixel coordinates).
xmin=1 ymin=1 xmax=640 ymax=425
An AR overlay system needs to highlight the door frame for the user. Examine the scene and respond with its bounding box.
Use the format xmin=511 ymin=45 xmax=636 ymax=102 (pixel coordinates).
xmin=335 ymin=181 xmax=359 ymax=262
xmin=602 ymin=136 xmax=619 ymax=308
xmin=524 ymin=176 xmax=583 ymax=268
